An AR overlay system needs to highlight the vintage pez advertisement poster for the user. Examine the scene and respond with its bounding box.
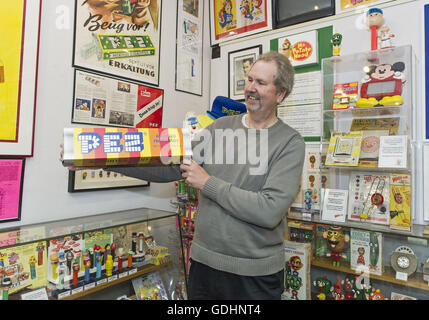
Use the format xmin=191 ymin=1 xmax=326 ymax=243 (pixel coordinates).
xmin=210 ymin=0 xmax=272 ymax=45
xmin=0 ymin=0 xmax=41 ymax=156
xmin=73 ymin=0 xmax=162 ymax=86
xmin=72 ymin=70 xmax=163 ymax=128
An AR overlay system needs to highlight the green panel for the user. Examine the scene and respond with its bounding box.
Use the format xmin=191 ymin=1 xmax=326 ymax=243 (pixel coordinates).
xmin=295 ymin=25 xmax=333 ymax=74
xmin=270 ymin=38 xmax=279 ymax=52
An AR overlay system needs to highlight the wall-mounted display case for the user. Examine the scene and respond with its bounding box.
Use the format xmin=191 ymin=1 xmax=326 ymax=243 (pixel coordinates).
xmin=0 ymin=208 xmax=186 ymax=300
xmin=286 ymin=46 xmax=429 ymax=300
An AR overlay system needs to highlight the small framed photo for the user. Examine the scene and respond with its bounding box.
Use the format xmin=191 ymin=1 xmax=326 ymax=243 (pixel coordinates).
xmin=68 ymin=169 xmax=149 ymax=193
xmin=0 ymin=158 xmax=25 ymax=222
xmin=228 ymin=45 xmax=262 ymax=101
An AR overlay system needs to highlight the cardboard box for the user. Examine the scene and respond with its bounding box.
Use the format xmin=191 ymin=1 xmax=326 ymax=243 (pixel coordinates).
xmin=63 ymin=128 xmax=192 ymax=167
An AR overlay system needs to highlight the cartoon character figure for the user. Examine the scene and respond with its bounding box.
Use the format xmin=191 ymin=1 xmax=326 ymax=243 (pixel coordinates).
xmin=369 ymin=288 xmax=388 ymax=300
xmin=304 ymin=189 xmax=312 ymax=211
xmin=240 ymin=0 xmax=253 ymax=20
xmin=323 ymin=226 xmax=350 ymax=267
xmin=357 ymin=61 xmax=406 ymax=107
xmin=218 ymin=0 xmax=234 ymax=28
xmin=8 ymin=252 xmax=19 ymax=265
xmin=365 ymin=8 xmax=385 ymax=50
xmin=369 ymin=233 xmax=380 ymax=271
xmin=0 ymin=252 xmax=6 ymax=268
xmin=36 ymin=242 xmax=45 ymax=266
xmin=378 ymin=25 xmax=395 ymax=49
xmin=289 ymin=271 xmax=303 ymax=300
xmin=289 ymin=256 xmax=303 ymax=271
xmin=29 ymin=256 xmax=37 ymax=279
xmin=280 ymin=38 xmax=292 ymax=59
xmin=342 ymin=274 xmax=355 ymax=300
xmin=331 ymin=33 xmax=342 ymax=56
xmin=313 ymin=276 xmax=332 ymax=300
xmin=332 ymin=276 xmax=344 ymax=300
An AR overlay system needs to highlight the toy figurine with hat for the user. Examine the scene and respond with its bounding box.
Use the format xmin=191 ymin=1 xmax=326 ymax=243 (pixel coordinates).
xmin=366 ymin=8 xmax=385 ymax=50
xmin=184 ymin=96 xmax=247 ymax=138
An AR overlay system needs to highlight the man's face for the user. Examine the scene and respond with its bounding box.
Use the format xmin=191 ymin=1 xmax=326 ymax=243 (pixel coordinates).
xmin=242 ymin=60 xmax=252 ymax=77
xmin=244 ymin=60 xmax=285 ymax=114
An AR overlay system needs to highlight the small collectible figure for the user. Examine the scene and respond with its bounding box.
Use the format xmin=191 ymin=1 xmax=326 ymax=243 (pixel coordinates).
xmin=72 ymin=262 xmax=79 ymax=287
xmin=110 ymin=242 xmax=116 ymax=261
xmin=313 ymin=276 xmax=332 ymax=300
xmin=342 ymin=274 xmax=355 ymax=300
xmin=365 ymin=8 xmax=385 ymax=50
xmin=127 ymin=250 xmax=134 ymax=268
xmin=117 ymin=247 xmax=124 ymax=272
xmin=378 ymin=25 xmax=395 ymax=49
xmin=50 ymin=253 xmax=59 ymax=280
xmin=95 ymin=255 xmax=103 ymax=279
xmin=369 ymin=288 xmax=388 ymax=300
xmin=65 ymin=250 xmax=74 ymax=276
xmin=303 ymin=189 xmax=313 ymax=213
xmin=81 ymin=250 xmax=88 ymax=272
xmin=84 ymin=257 xmax=91 ymax=283
xmin=132 ymin=232 xmax=137 ymax=253
xmin=332 ymin=276 xmax=344 ymax=300
xmin=57 ymin=261 xmax=66 ymax=290
xmin=323 ymin=226 xmax=350 ymax=267
xmin=1 ymin=277 xmax=11 ymax=300
xmin=331 ymin=32 xmax=343 ymax=56
xmin=0 ymin=252 xmax=6 ymax=268
xmin=36 ymin=242 xmax=45 ymax=266
xmin=29 ymin=255 xmax=37 ymax=279
xmin=105 ymin=255 xmax=113 ymax=277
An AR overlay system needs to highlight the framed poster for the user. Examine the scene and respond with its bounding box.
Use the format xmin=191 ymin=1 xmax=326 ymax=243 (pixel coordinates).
xmin=274 ymin=30 xmax=319 ymax=68
xmin=175 ymin=0 xmax=204 ymax=96
xmin=0 ymin=0 xmax=41 ymax=157
xmin=73 ymin=0 xmax=162 ymax=86
xmin=210 ymin=0 xmax=272 ymax=45
xmin=335 ymin=0 xmax=394 ymax=14
xmin=68 ymin=169 xmax=149 ymax=192
xmin=228 ymin=45 xmax=262 ymax=101
xmin=0 ymin=158 xmax=25 ymax=222
xmin=72 ymin=69 xmax=163 ymax=128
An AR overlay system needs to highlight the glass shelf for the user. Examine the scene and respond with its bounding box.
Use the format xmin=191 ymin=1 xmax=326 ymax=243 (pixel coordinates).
xmin=0 ymin=207 xmax=178 ymax=249
xmin=288 ymin=209 xmax=427 ymax=239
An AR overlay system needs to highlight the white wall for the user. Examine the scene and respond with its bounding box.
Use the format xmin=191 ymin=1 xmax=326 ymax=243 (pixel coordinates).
xmin=2 ymin=0 xmax=211 ymax=228
xmin=210 ymin=0 xmax=428 ymax=224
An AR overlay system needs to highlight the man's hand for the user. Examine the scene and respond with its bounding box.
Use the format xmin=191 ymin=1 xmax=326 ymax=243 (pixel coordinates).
xmin=180 ymin=159 xmax=210 ymax=190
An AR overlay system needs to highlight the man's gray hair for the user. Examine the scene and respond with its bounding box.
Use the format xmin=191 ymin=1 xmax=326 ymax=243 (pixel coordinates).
xmin=255 ymin=51 xmax=295 ymax=101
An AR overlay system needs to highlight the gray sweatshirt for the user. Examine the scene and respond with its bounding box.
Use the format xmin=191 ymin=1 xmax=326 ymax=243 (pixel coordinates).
xmin=112 ymin=113 xmax=305 ymax=276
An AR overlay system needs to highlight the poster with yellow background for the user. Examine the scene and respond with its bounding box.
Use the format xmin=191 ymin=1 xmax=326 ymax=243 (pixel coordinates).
xmin=0 ymin=0 xmax=24 ymax=141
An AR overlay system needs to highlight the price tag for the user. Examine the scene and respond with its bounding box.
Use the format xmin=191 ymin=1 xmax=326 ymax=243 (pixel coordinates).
xmin=118 ymin=271 xmax=129 ymax=278
xmin=84 ymin=282 xmax=95 ymax=290
xmin=108 ymin=275 xmax=118 ymax=282
xmin=97 ymin=278 xmax=107 ymax=285
xmin=128 ymin=268 xmax=137 ymax=275
xmin=21 ymin=288 xmax=49 ymax=300
xmin=58 ymin=290 xmax=71 ymax=300
xmin=71 ymin=286 xmax=84 ymax=295
xmin=396 ymin=271 xmax=408 ymax=281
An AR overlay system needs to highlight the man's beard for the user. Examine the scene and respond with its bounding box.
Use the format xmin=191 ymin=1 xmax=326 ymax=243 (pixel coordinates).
xmin=245 ymin=93 xmax=262 ymax=113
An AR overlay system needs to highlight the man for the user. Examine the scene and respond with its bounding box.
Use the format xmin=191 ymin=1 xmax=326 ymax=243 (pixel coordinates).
xmin=111 ymin=51 xmax=304 ymax=299
xmin=63 ymin=51 xmax=304 ymax=299
xmin=242 ymin=58 xmax=252 ymax=78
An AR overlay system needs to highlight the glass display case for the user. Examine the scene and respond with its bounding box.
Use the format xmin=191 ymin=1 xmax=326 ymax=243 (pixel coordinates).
xmin=0 ymin=208 xmax=187 ymax=300
xmin=286 ymin=45 xmax=428 ymax=300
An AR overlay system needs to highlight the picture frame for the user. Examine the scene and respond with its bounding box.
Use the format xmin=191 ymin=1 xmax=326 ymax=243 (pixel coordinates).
xmin=175 ymin=0 xmax=204 ymax=96
xmin=210 ymin=0 xmax=272 ymax=46
xmin=68 ymin=169 xmax=149 ymax=193
xmin=0 ymin=0 xmax=42 ymax=157
xmin=0 ymin=158 xmax=25 ymax=222
xmin=72 ymin=0 xmax=162 ymax=86
xmin=228 ymin=45 xmax=262 ymax=101
xmin=71 ymin=69 xmax=164 ymax=128
xmin=335 ymin=0 xmax=394 ymax=14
